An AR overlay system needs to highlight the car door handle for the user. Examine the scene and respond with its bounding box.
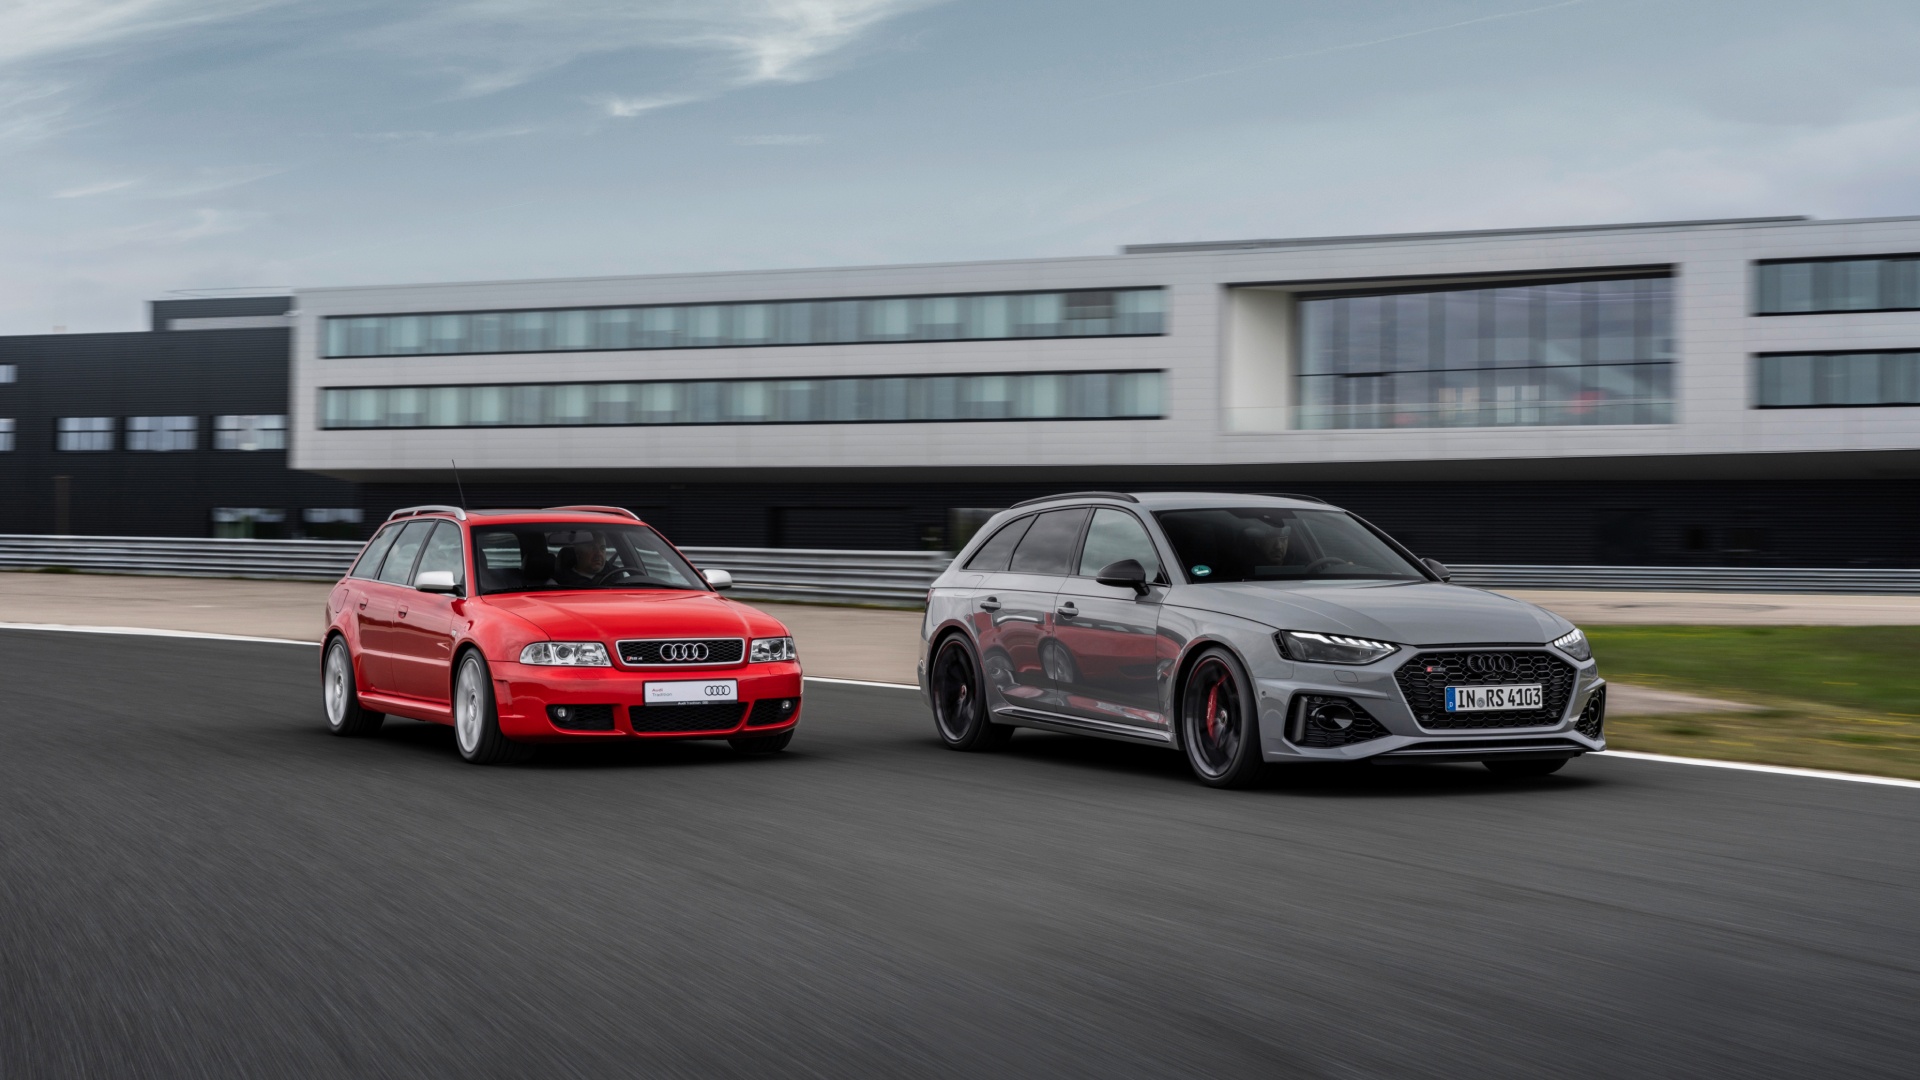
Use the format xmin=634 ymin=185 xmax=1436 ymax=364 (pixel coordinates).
xmin=356 ymin=598 xmax=368 ymax=611
xmin=979 ymin=597 xmax=1001 ymax=612
xmin=1056 ymin=602 xmax=1078 ymax=618
xmin=397 ymin=606 xmax=409 ymax=618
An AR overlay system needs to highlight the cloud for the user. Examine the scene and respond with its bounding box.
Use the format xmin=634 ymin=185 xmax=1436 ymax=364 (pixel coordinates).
xmin=0 ymin=0 xmax=287 ymax=66
xmin=733 ymin=133 xmax=822 ymax=145
xmin=599 ymin=93 xmax=700 ymax=118
xmin=53 ymin=177 xmax=141 ymax=198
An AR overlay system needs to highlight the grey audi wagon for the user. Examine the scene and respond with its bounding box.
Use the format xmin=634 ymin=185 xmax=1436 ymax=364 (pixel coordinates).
xmin=917 ymin=491 xmax=1604 ymax=787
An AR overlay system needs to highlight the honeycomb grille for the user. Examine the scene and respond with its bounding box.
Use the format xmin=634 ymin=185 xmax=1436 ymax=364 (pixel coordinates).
xmin=617 ymin=638 xmax=744 ymax=666
xmin=1395 ymin=650 xmax=1576 ymax=730
xmin=1575 ymin=686 xmax=1606 ymax=740
xmin=628 ymin=703 xmax=749 ymax=733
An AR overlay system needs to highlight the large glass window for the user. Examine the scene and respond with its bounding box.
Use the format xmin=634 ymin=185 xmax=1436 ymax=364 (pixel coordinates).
xmin=0 ymin=419 xmax=12 ymax=452
xmin=1755 ymin=256 xmax=1920 ymax=314
xmin=321 ymin=370 xmax=1164 ymax=429
xmin=126 ymin=416 xmax=196 ymax=452
xmin=1077 ymin=508 xmax=1162 ymax=581
xmin=214 ymin=415 xmax=286 ymax=451
xmin=414 ymin=522 xmax=466 ymax=588
xmin=1008 ymin=508 xmax=1091 ymax=576
xmin=57 ymin=417 xmax=114 ymax=451
xmin=320 ymin=288 xmax=1165 ymax=358
xmin=1755 ymin=351 xmax=1920 ymax=408
xmin=376 ymin=521 xmax=434 ymax=585
xmin=0 ymin=365 xmax=16 ymax=384
xmin=1295 ymin=275 xmax=1675 ymax=428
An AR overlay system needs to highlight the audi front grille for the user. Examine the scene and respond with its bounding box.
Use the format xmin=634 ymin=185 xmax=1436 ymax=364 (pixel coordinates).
xmin=1394 ymin=650 xmax=1577 ymax=731
xmin=617 ymin=638 xmax=745 ymax=666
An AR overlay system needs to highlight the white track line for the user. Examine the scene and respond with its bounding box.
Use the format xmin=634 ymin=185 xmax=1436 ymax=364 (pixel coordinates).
xmin=0 ymin=621 xmax=316 ymax=646
xmin=1595 ymin=750 xmax=1920 ymax=790
xmin=804 ymin=675 xmax=919 ymax=690
xmin=1 ymin=622 xmax=1913 ymax=790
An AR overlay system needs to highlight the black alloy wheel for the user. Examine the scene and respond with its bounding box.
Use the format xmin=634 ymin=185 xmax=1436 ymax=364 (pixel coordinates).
xmin=930 ymin=635 xmax=1014 ymax=751
xmin=1179 ymin=647 xmax=1265 ymax=788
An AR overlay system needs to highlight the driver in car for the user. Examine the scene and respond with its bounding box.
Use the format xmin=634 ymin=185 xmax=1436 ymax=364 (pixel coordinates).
xmin=1247 ymin=521 xmax=1295 ymax=572
xmin=555 ymin=537 xmax=609 ymax=587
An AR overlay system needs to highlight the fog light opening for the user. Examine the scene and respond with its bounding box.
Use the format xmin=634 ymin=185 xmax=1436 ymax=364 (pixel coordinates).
xmin=1309 ymin=701 xmax=1355 ymax=732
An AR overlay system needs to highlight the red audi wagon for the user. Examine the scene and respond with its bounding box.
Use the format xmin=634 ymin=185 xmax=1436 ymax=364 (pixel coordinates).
xmin=321 ymin=505 xmax=801 ymax=764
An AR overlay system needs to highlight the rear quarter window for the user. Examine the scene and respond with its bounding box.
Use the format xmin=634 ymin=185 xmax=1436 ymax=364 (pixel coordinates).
xmin=349 ymin=524 xmax=401 ymax=580
xmin=964 ymin=516 xmax=1034 ymax=572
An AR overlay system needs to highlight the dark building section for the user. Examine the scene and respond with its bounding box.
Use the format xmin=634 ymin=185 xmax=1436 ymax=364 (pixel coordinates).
xmin=360 ymin=474 xmax=1920 ymax=567
xmin=149 ymin=295 xmax=292 ymax=330
xmin=0 ymin=317 xmax=358 ymax=538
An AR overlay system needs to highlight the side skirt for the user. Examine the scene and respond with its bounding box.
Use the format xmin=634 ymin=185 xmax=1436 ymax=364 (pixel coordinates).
xmin=995 ymin=706 xmax=1174 ymax=747
xmin=359 ymin=692 xmax=453 ymax=725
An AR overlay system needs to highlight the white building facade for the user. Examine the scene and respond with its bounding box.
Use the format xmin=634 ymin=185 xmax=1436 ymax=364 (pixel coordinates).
xmin=290 ymin=216 xmax=1920 ymax=563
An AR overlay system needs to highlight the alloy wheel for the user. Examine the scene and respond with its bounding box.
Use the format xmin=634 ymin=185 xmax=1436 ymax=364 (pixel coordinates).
xmin=933 ymin=641 xmax=978 ymax=742
xmin=455 ymin=658 xmax=482 ymax=755
xmin=324 ymin=643 xmax=348 ymax=727
xmin=1185 ymin=657 xmax=1242 ymax=778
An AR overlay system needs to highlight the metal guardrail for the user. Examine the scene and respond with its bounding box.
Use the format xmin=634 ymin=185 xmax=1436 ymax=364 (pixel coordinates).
xmin=2 ymin=535 xmax=1918 ymax=600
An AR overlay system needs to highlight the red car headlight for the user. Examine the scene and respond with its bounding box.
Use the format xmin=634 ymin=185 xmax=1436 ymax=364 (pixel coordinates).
xmin=519 ymin=641 xmax=612 ymax=667
xmin=750 ymin=637 xmax=796 ymax=663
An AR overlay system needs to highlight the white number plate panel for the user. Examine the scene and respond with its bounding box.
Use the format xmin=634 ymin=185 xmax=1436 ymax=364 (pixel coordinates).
xmin=1445 ymin=684 xmax=1543 ymax=712
xmin=645 ymin=680 xmax=738 ymax=705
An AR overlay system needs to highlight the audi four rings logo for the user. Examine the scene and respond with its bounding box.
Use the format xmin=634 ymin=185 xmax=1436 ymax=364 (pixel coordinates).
xmin=657 ymin=642 xmax=710 ymax=662
xmin=1466 ymin=653 xmax=1518 ymax=675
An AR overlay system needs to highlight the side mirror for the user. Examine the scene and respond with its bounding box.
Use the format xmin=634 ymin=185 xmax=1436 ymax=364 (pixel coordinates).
xmin=702 ymin=568 xmax=733 ymax=591
xmin=415 ymin=569 xmax=461 ymax=594
xmin=1095 ymin=559 xmax=1151 ymax=597
xmin=1422 ymin=557 xmax=1452 ymax=582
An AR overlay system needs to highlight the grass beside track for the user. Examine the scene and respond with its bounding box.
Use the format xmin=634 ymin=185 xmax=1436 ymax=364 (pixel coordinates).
xmin=1590 ymin=626 xmax=1920 ymax=780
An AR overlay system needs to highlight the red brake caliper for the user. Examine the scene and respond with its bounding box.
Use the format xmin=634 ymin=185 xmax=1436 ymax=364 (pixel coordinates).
xmin=1204 ymin=678 xmax=1223 ymax=741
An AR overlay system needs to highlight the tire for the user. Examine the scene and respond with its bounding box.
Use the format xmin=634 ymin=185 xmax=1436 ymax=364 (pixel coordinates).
xmin=729 ymin=730 xmax=795 ymax=755
xmin=322 ymin=636 xmax=384 ymax=737
xmin=1483 ymin=756 xmax=1570 ymax=778
xmin=929 ymin=634 xmax=1015 ymax=751
xmin=1178 ymin=647 xmax=1265 ymax=789
xmin=453 ymin=651 xmax=533 ymax=765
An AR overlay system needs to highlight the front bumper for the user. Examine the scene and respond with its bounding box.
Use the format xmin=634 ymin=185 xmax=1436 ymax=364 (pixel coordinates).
xmin=1252 ymin=649 xmax=1606 ymax=764
xmin=492 ymin=660 xmax=803 ymax=742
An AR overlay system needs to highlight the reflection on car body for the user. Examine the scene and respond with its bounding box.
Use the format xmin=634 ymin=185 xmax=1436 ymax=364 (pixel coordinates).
xmin=920 ymin=491 xmax=1603 ymax=788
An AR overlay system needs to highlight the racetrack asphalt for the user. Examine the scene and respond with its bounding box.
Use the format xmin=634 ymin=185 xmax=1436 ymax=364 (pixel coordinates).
xmin=4 ymin=630 xmax=1918 ymax=1079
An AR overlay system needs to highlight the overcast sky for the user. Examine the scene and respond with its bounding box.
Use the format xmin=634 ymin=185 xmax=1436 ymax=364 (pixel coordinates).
xmin=3 ymin=0 xmax=1917 ymax=333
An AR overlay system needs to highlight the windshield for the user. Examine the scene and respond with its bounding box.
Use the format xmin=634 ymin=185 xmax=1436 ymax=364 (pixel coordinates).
xmin=1153 ymin=507 xmax=1425 ymax=583
xmin=471 ymin=524 xmax=705 ymax=595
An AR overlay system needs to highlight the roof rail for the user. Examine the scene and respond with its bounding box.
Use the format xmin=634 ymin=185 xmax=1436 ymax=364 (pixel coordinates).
xmin=1253 ymin=492 xmax=1328 ymax=504
xmin=1009 ymin=490 xmax=1140 ymax=509
xmin=388 ymin=504 xmax=468 ymax=521
xmin=546 ymin=505 xmax=642 ymax=520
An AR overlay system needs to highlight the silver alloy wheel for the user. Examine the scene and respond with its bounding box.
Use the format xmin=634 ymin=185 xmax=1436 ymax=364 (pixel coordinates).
xmin=324 ymin=641 xmax=349 ymax=729
xmin=455 ymin=657 xmax=482 ymax=755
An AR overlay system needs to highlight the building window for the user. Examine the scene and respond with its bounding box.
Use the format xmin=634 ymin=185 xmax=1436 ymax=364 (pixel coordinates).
xmin=320 ymin=288 xmax=1166 ymax=358
xmin=1755 ymin=351 xmax=1920 ymax=408
xmin=302 ymin=508 xmax=365 ymax=540
xmin=0 ymin=419 xmax=13 ymax=451
xmin=0 ymin=364 xmax=16 ymax=384
xmin=57 ymin=416 xmax=115 ymax=451
xmin=320 ymin=370 xmax=1165 ymax=429
xmin=126 ymin=415 xmax=197 ymax=452
xmin=1755 ymin=256 xmax=1920 ymax=314
xmin=214 ymin=414 xmax=287 ymax=450
xmin=212 ymin=508 xmax=286 ymax=539
xmin=1295 ymin=274 xmax=1675 ymax=429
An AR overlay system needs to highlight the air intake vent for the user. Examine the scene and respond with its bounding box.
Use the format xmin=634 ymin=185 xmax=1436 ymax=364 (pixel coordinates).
xmin=629 ymin=703 xmax=749 ymax=733
xmin=546 ymin=704 xmax=615 ymax=731
xmin=1289 ymin=694 xmax=1390 ymax=748
xmin=1575 ymin=686 xmax=1606 ymax=740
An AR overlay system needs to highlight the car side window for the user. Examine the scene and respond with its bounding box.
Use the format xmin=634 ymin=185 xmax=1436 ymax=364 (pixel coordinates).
xmin=1077 ymin=508 xmax=1163 ymax=581
xmin=963 ymin=516 xmax=1034 ymax=572
xmin=349 ymin=524 xmax=401 ymax=580
xmin=1008 ymin=508 xmax=1091 ymax=575
xmin=375 ymin=520 xmax=434 ymax=585
xmin=414 ymin=521 xmax=466 ymax=588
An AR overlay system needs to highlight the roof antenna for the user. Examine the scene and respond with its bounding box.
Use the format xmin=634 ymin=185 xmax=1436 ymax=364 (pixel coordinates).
xmin=451 ymin=459 xmax=468 ymax=510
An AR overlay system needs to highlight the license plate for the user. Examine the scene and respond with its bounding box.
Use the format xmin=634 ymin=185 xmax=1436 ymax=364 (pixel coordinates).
xmin=644 ymin=680 xmax=738 ymax=705
xmin=1445 ymin=684 xmax=1543 ymax=712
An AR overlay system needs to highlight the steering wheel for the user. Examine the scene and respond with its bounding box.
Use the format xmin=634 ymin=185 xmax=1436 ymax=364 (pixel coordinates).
xmin=1304 ymin=556 xmax=1348 ymax=574
xmin=589 ymin=565 xmax=645 ymax=586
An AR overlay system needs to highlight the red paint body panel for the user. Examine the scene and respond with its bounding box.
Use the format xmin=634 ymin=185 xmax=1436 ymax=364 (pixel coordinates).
xmin=324 ymin=509 xmax=800 ymax=743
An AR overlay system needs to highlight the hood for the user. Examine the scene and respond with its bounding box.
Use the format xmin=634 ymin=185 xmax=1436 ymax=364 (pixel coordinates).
xmin=1174 ymin=580 xmax=1568 ymax=646
xmin=481 ymin=590 xmax=786 ymax=644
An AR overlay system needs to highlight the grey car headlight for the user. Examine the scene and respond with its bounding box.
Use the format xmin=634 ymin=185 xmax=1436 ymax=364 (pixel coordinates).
xmin=1274 ymin=631 xmax=1398 ymax=665
xmin=750 ymin=636 xmax=797 ymax=663
xmin=519 ymin=641 xmax=611 ymax=667
xmin=1551 ymin=628 xmax=1592 ymax=662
